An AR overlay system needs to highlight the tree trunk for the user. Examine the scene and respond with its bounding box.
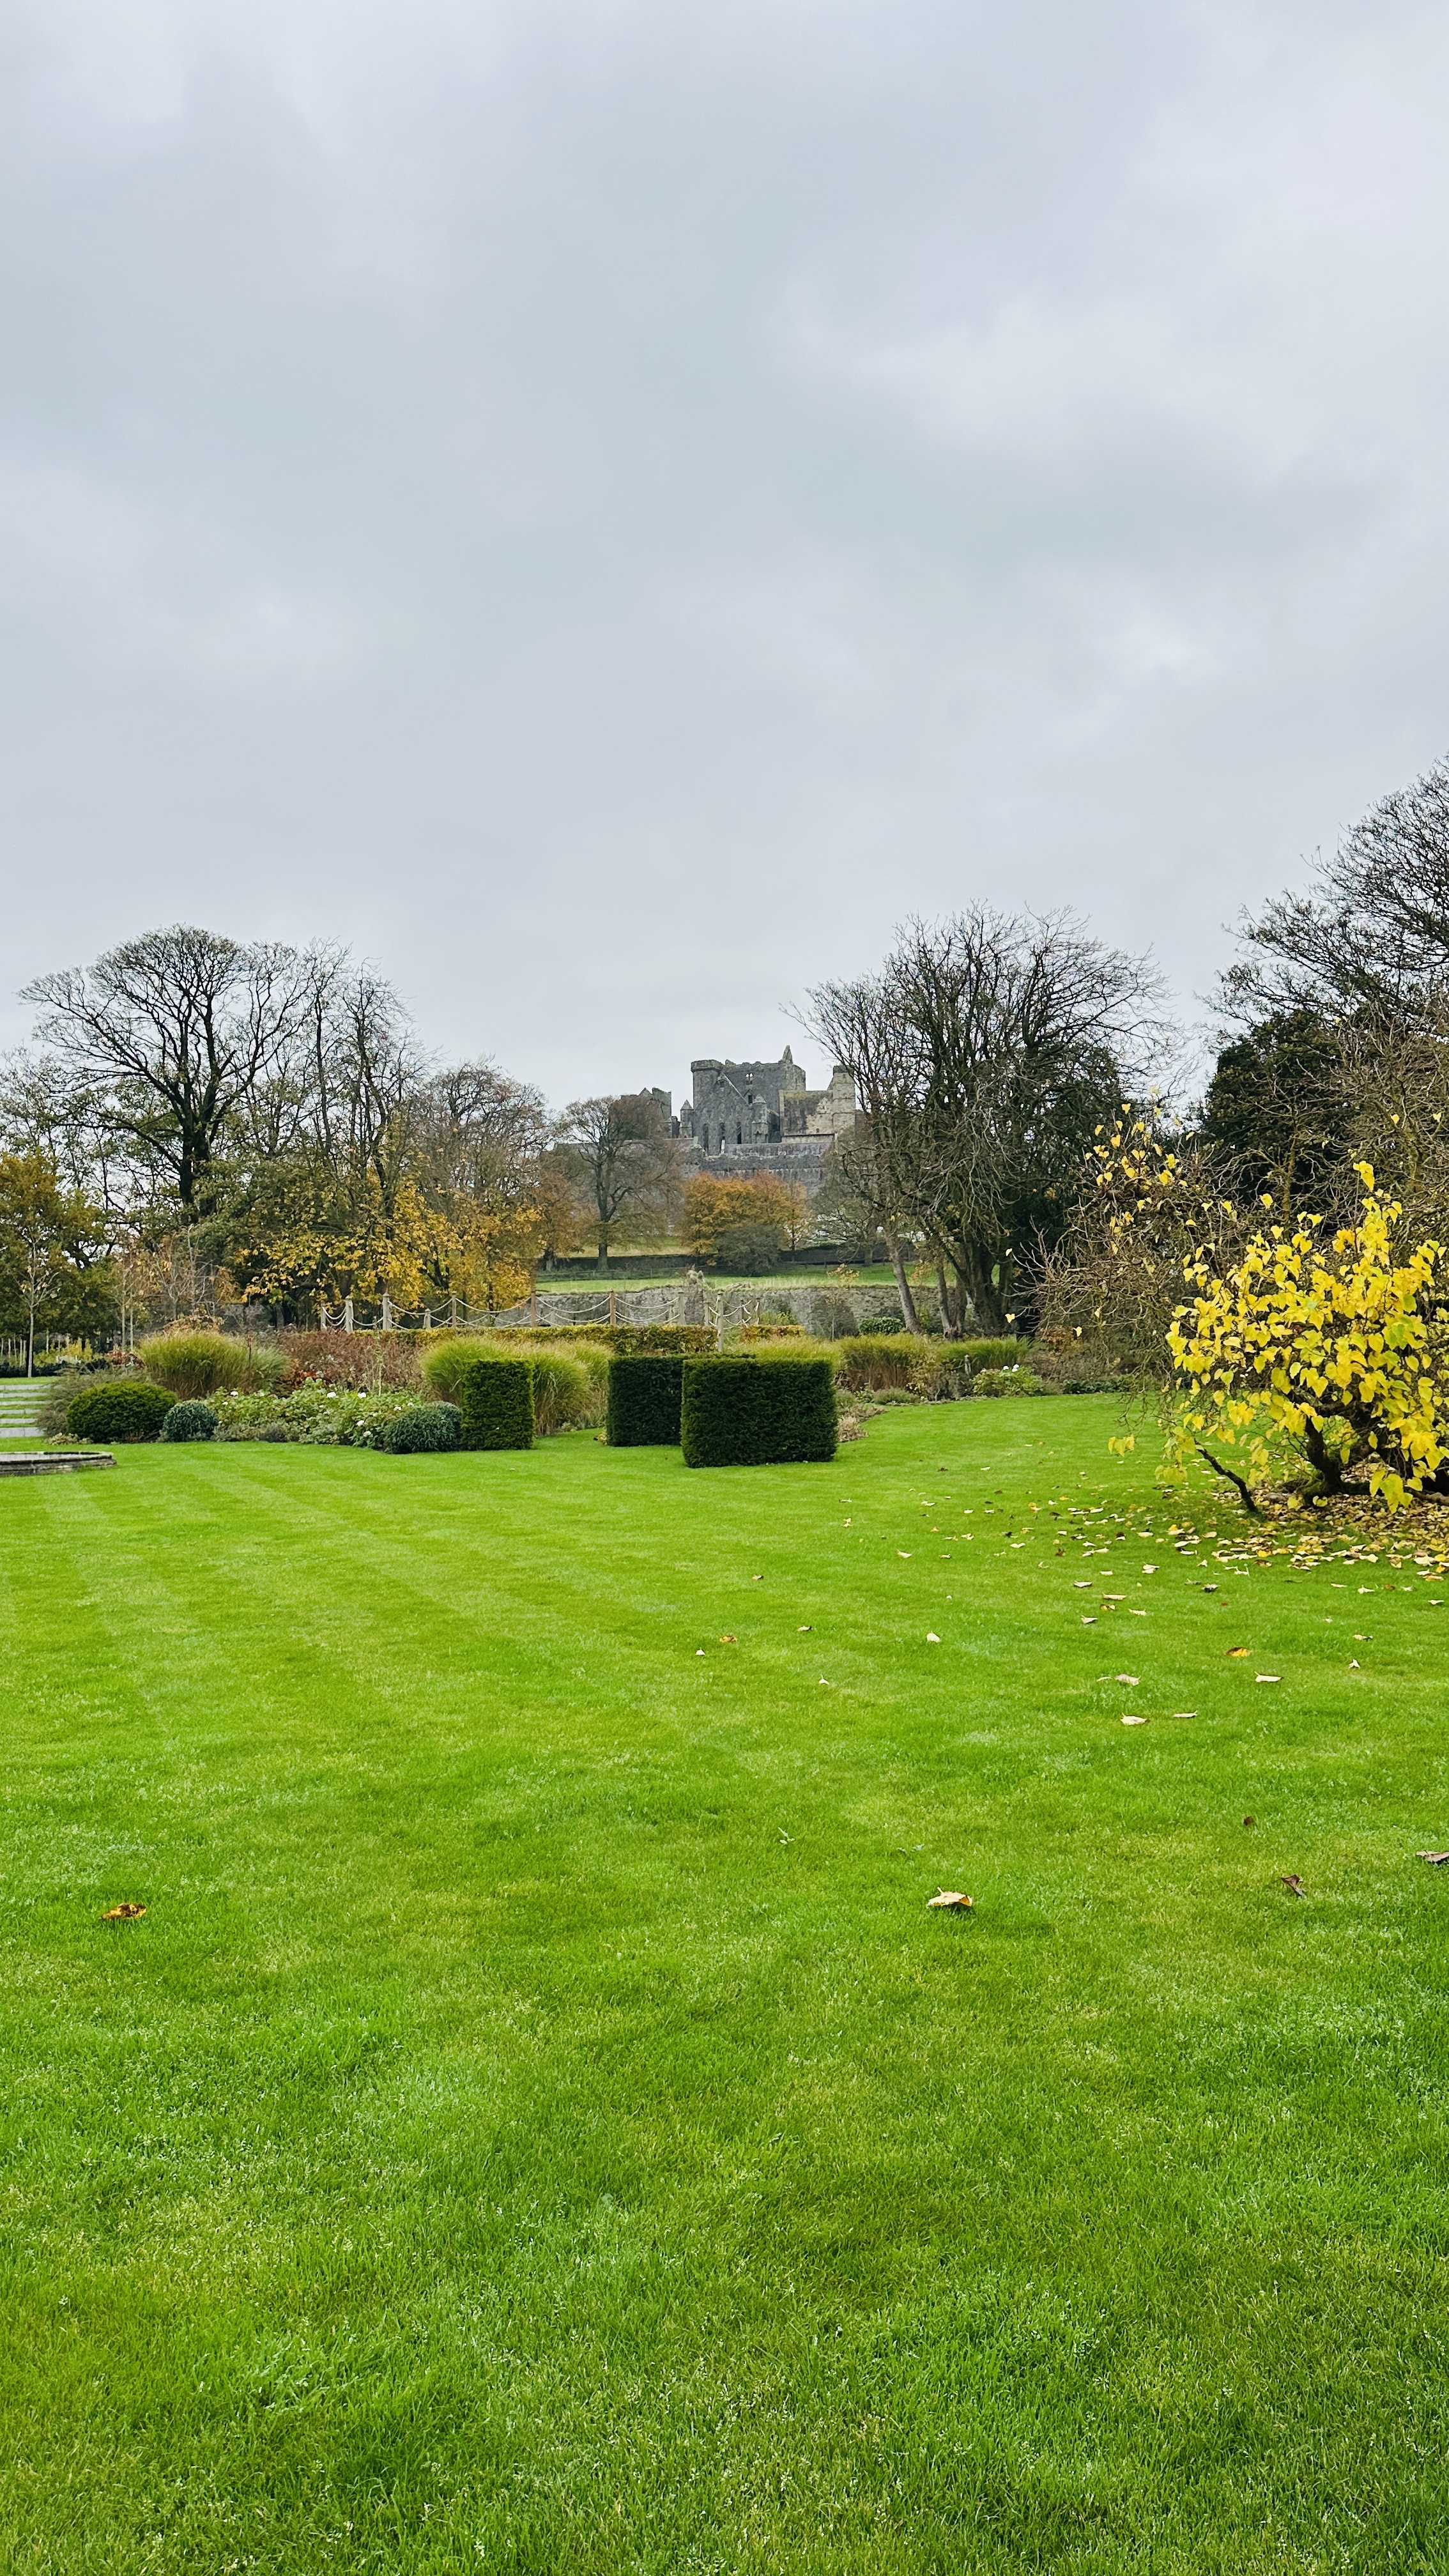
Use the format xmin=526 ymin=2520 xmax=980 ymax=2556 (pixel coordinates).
xmin=885 ymin=1233 xmax=921 ymax=1333
xmin=1303 ymin=1420 xmax=1346 ymax=1492
xmin=935 ymin=1262 xmax=962 ymax=1338
xmin=597 ymin=1238 xmax=609 ymax=1275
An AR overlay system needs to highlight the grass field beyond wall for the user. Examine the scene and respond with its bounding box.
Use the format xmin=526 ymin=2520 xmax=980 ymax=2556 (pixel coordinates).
xmin=2 ymin=1402 xmax=1448 ymax=2573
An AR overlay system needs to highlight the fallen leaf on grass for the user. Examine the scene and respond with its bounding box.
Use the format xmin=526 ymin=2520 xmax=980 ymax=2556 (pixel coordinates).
xmin=926 ymin=1632 xmax=941 ymax=1643
xmin=1116 ymin=1673 xmax=1140 ymax=1685
xmin=926 ymin=1890 xmax=973 ymax=1910
xmin=1255 ymin=1674 xmax=1281 ymax=1684
xmin=1348 ymin=1659 xmax=1360 ymax=1669
xmin=1418 ymin=1851 xmax=1449 ymax=1865
xmin=1281 ymin=1874 xmax=1306 ymax=1897
xmin=1227 ymin=1648 xmax=1248 ymax=1659
xmin=1120 ymin=1713 xmax=1149 ymax=1726
xmin=101 ymin=1903 xmax=145 ymax=1922
xmin=1170 ymin=1711 xmax=1199 ymax=1721
xmin=1202 ymin=1584 xmax=1219 ymax=1593
xmin=719 ymin=1634 xmax=738 ymax=1644
xmin=1243 ymin=1815 xmax=1256 ymax=1828
xmin=1142 ymin=1564 xmax=1157 ymax=1575
xmin=1073 ymin=1581 xmax=1093 ymax=1590
xmin=1080 ymin=1616 xmax=1097 ymax=1625
xmin=898 ymin=1551 xmax=912 ymax=1559
xmin=797 ymin=1624 xmax=811 ymax=1632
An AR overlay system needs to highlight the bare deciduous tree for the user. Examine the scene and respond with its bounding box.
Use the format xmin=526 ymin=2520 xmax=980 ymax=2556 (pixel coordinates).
xmin=1223 ymin=757 xmax=1449 ymax=1027
xmin=23 ymin=926 xmax=314 ymax=1212
xmin=561 ymin=1093 xmax=680 ymax=1272
xmin=806 ymin=909 xmax=1165 ymax=1333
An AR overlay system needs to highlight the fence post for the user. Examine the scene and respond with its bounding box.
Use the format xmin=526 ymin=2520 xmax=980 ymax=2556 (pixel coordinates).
xmin=343 ymin=1298 xmax=354 ymax=1334
xmin=381 ymin=1294 xmax=394 ymax=1330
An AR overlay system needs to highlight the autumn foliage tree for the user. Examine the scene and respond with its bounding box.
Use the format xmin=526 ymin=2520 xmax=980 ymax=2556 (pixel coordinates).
xmin=0 ymin=1153 xmax=115 ymax=1367
xmin=682 ymin=1172 xmax=809 ymax=1265
xmin=1167 ymin=1169 xmax=1449 ymax=1509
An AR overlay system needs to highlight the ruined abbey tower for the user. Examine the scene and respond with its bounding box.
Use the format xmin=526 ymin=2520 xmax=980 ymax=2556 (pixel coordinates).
xmin=678 ymin=1047 xmax=856 ymax=1190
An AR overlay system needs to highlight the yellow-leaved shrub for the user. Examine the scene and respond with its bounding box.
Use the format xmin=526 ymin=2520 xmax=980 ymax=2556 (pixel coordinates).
xmin=1167 ymin=1167 xmax=1448 ymax=1508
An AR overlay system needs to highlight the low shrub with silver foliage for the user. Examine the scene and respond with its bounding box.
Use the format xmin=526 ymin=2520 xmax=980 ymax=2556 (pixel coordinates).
xmin=382 ymin=1403 xmax=462 ymax=1453
xmin=211 ymin=1385 xmax=421 ymax=1446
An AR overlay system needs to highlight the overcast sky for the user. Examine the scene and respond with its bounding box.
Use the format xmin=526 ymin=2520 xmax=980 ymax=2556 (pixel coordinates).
xmin=3 ymin=0 xmax=1448 ymax=1112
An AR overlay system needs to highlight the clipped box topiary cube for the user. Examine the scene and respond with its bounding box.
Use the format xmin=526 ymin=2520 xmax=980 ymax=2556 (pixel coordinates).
xmin=66 ymin=1379 xmax=176 ymax=1443
xmin=606 ymin=1354 xmax=684 ymax=1446
xmin=456 ymin=1356 xmax=534 ymax=1450
xmin=680 ymin=1355 xmax=837 ymax=1468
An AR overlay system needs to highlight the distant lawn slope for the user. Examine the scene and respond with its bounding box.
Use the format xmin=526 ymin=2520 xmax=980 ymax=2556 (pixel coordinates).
xmin=1 ymin=1403 xmax=1446 ymax=2572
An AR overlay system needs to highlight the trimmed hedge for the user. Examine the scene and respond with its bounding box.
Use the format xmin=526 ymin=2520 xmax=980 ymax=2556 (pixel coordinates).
xmin=383 ymin=1402 xmax=463 ymax=1453
xmin=66 ymin=1379 xmax=176 ymax=1443
xmin=491 ymin=1324 xmax=714 ymax=1355
xmin=160 ymin=1400 xmax=218 ymax=1441
xmin=607 ymin=1354 xmax=684 ymax=1446
xmin=456 ymin=1356 xmax=534 ymax=1450
xmin=601 ymin=1324 xmax=714 ymax=1355
xmin=680 ymin=1356 xmax=837 ymax=1468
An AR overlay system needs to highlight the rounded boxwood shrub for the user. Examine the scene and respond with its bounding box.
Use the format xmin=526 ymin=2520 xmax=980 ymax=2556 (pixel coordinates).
xmin=160 ymin=1400 xmax=218 ymax=1442
xmin=607 ymin=1354 xmax=684 ymax=1446
xmin=681 ymin=1355 xmax=836 ymax=1468
xmin=66 ymin=1379 xmax=176 ymax=1443
xmin=383 ymin=1402 xmax=463 ymax=1453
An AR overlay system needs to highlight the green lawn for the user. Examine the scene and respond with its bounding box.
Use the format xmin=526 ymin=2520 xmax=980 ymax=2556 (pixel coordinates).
xmin=2 ymin=1403 xmax=1447 ymax=2573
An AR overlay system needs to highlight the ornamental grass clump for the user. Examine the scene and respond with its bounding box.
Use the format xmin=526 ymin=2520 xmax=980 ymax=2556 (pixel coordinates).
xmin=420 ymin=1337 xmax=500 ymax=1405
xmin=424 ymin=1336 xmax=604 ymax=1432
xmin=159 ymin=1400 xmax=218 ymax=1442
xmin=521 ymin=1345 xmax=605 ymax=1434
xmin=139 ymin=1331 xmax=283 ymax=1398
xmin=832 ymin=1335 xmax=972 ymax=1400
xmin=1168 ymin=1166 xmax=1449 ymax=1509
xmin=680 ymin=1353 xmax=837 ymax=1468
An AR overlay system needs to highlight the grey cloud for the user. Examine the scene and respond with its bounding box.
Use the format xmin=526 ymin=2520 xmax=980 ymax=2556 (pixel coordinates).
xmin=2 ymin=0 xmax=1448 ymax=1111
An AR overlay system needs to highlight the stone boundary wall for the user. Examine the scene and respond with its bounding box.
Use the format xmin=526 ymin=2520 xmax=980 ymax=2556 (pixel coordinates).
xmin=490 ymin=1281 xmax=933 ymax=1338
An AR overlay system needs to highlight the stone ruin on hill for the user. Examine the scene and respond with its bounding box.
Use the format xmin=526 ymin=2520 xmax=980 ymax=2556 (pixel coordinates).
xmin=674 ymin=1047 xmax=856 ymax=1192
